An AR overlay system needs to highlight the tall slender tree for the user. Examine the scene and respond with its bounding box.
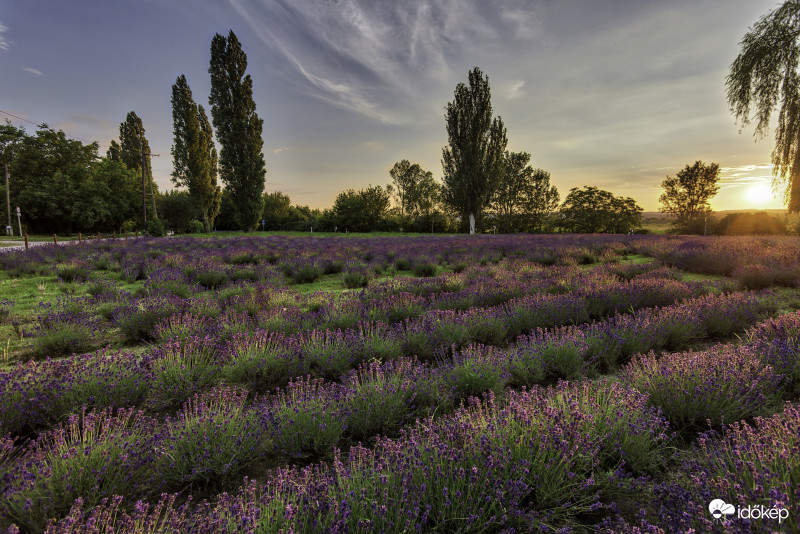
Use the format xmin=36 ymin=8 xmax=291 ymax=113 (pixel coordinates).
xmin=727 ymin=1 xmax=800 ymax=212
xmin=117 ymin=111 xmax=158 ymax=220
xmin=171 ymin=75 xmax=222 ymax=232
xmin=442 ymin=67 xmax=507 ymax=234
xmin=208 ymin=30 xmax=266 ymax=232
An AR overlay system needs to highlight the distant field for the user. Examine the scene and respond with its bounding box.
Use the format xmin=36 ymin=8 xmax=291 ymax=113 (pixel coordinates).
xmin=0 ymin=233 xmax=798 ymax=532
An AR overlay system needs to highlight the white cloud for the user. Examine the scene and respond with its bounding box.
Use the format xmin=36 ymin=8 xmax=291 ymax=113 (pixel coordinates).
xmin=22 ymin=67 xmax=42 ymax=76
xmin=270 ymin=147 xmax=290 ymax=155
xmin=506 ymin=80 xmax=526 ymax=100
xmin=228 ymin=0 xmax=542 ymax=123
xmin=0 ymin=22 xmax=10 ymax=51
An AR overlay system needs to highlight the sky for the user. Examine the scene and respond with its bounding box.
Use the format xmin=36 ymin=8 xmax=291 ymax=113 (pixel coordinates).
xmin=0 ymin=0 xmax=788 ymax=212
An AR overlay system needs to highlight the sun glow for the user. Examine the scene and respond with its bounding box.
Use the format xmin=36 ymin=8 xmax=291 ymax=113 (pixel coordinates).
xmin=744 ymin=182 xmax=775 ymax=207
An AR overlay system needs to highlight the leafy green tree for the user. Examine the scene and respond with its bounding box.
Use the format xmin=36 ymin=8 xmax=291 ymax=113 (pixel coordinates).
xmin=171 ymin=74 xmax=222 ymax=232
xmin=727 ymin=1 xmax=800 ymax=212
xmin=209 ymin=30 xmax=267 ymax=231
xmin=442 ymin=67 xmax=507 ymax=234
xmin=71 ymin=159 xmax=140 ymax=232
xmin=331 ymin=185 xmax=391 ymax=232
xmin=117 ymin=111 xmax=158 ymax=221
xmin=713 ymin=211 xmax=787 ymax=235
xmin=106 ymin=140 xmax=121 ymax=162
xmin=8 ymin=127 xmax=97 ymax=234
xmin=390 ymin=160 xmax=423 ymax=216
xmin=558 ymin=186 xmax=643 ymax=234
xmin=158 ymin=190 xmax=199 ymax=234
xmin=260 ymin=191 xmax=318 ymax=230
xmin=659 ymin=161 xmax=720 ymax=234
xmin=490 ymin=151 xmax=559 ymax=233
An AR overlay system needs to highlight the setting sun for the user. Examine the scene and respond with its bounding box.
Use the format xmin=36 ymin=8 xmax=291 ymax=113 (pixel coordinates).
xmin=744 ymin=182 xmax=775 ymax=207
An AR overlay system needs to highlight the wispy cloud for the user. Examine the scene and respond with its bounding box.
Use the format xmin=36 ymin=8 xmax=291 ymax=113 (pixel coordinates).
xmin=0 ymin=22 xmax=10 ymax=51
xmin=228 ymin=0 xmax=542 ymax=123
xmin=270 ymin=147 xmax=290 ymax=155
xmin=22 ymin=67 xmax=42 ymax=76
xmin=505 ymin=80 xmax=526 ymax=100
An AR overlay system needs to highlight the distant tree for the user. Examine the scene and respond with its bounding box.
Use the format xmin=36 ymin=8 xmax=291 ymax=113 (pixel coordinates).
xmin=117 ymin=111 xmax=158 ymax=221
xmin=558 ymin=186 xmax=643 ymax=234
xmin=158 ymin=190 xmax=199 ymax=234
xmin=526 ymin=169 xmax=561 ymax=232
xmin=106 ymin=139 xmax=121 ymax=162
xmin=390 ymin=160 xmax=424 ymax=217
xmin=171 ymin=74 xmax=222 ymax=232
xmin=209 ymin=30 xmax=266 ymax=231
xmin=72 ymin=159 xmax=140 ymax=233
xmin=490 ymin=151 xmax=559 ymax=233
xmin=442 ymin=67 xmax=507 ymax=234
xmin=727 ymin=1 xmax=800 ymax=212
xmin=261 ymin=191 xmax=318 ymax=230
xmin=713 ymin=212 xmax=788 ymax=235
xmin=8 ymin=127 xmax=97 ymax=234
xmin=659 ymin=161 xmax=720 ymax=234
xmin=331 ymin=185 xmax=391 ymax=232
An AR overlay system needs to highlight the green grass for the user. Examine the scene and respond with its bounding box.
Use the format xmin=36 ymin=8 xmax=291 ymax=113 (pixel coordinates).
xmin=0 ymin=269 xmax=144 ymax=365
xmin=618 ymin=254 xmax=656 ymax=264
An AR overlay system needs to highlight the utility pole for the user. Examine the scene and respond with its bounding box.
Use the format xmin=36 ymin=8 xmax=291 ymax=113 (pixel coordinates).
xmin=5 ymin=164 xmax=10 ymax=236
xmin=139 ymin=134 xmax=159 ymax=234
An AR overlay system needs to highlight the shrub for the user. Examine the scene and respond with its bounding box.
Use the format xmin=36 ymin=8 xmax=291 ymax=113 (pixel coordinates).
xmin=344 ymin=359 xmax=419 ymax=442
xmin=547 ymin=380 xmax=674 ymax=476
xmin=656 ymin=402 xmax=800 ymax=533
xmin=55 ymin=262 xmax=91 ymax=283
xmin=342 ymin=269 xmax=370 ymax=289
xmin=286 ymin=264 xmax=322 ymax=284
xmin=114 ymin=298 xmax=182 ymax=343
xmin=146 ymin=219 xmax=166 ymax=237
xmin=412 ymin=261 xmax=438 ymax=277
xmin=158 ymin=387 xmax=267 ymax=493
xmin=194 ymin=269 xmax=228 ymax=289
xmin=394 ymin=257 xmax=412 ymax=271
xmin=1 ymin=408 xmax=156 ymax=532
xmin=733 ymin=264 xmax=776 ymax=290
xmin=29 ymin=309 xmax=102 ymax=358
xmin=447 ymin=345 xmax=505 ymax=403
xmin=222 ymin=331 xmax=301 ymax=394
xmin=146 ymin=336 xmax=220 ymax=412
xmin=619 ymin=345 xmax=783 ymax=434
xmin=186 ymin=220 xmax=205 ymax=234
xmin=322 ymin=259 xmax=344 ymax=274
xmin=264 ymin=376 xmax=350 ymax=461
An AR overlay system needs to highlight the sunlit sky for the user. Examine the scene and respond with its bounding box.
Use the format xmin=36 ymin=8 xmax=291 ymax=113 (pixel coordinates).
xmin=0 ymin=0 xmax=788 ymax=212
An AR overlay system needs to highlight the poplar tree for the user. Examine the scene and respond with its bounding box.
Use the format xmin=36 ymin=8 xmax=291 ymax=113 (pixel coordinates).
xmin=208 ymin=30 xmax=266 ymax=232
xmin=117 ymin=111 xmax=158 ymax=220
xmin=442 ymin=67 xmax=507 ymax=234
xmin=171 ymin=74 xmax=222 ymax=232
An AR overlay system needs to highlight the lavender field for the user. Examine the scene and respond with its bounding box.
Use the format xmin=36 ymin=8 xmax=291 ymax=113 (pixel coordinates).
xmin=0 ymin=234 xmax=798 ymax=533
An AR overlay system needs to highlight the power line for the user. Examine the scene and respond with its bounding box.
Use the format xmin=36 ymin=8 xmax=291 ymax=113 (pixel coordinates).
xmin=0 ymin=108 xmax=110 ymax=148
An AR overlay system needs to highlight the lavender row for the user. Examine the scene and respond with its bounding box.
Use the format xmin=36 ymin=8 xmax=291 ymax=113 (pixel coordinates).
xmin=34 ymin=400 xmax=800 ymax=533
xmin=24 ymin=380 xmax=673 ymax=533
xmin=3 ymin=307 xmax=793 ymax=531
xmin=0 ymin=289 xmax=770 ymax=440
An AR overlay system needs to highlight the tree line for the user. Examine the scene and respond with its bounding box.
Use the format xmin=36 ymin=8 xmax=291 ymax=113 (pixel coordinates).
xmin=4 ymin=0 xmax=800 ymax=237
